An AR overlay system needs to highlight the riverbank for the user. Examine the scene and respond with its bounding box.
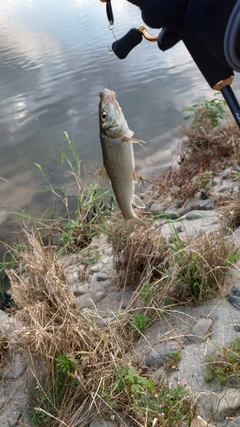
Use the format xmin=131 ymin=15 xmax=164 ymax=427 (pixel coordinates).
xmin=1 ymin=117 xmax=240 ymax=426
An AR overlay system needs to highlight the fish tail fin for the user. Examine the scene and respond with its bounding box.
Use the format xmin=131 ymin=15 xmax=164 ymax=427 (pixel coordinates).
xmin=125 ymin=216 xmax=146 ymax=234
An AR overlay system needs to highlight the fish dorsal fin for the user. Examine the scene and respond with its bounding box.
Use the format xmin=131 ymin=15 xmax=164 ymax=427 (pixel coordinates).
xmin=132 ymin=194 xmax=146 ymax=209
xmin=100 ymin=165 xmax=110 ymax=186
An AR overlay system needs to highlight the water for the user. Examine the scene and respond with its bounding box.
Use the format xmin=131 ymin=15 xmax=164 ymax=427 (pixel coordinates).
xmin=0 ymin=0 xmax=240 ymax=249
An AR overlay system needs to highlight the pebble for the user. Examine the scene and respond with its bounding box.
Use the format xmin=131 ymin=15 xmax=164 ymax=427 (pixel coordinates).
xmin=90 ymin=264 xmax=102 ymax=273
xmin=67 ymin=271 xmax=79 ymax=284
xmin=232 ymin=323 xmax=240 ymax=332
xmin=228 ymin=288 xmax=240 ymax=310
xmin=212 ymin=388 xmax=240 ymax=421
xmin=145 ymin=341 xmax=179 ymax=367
xmin=121 ymin=291 xmax=134 ymax=309
xmin=185 ymin=211 xmax=204 ymax=220
xmin=96 ymin=272 xmax=109 ymax=281
xmin=3 ymin=166 xmax=240 ymax=426
xmin=90 ymin=418 xmax=116 ymax=427
xmin=1 ymin=347 xmax=26 ymax=379
xmin=107 ymin=247 xmax=113 ymax=256
xmin=95 ymin=291 xmax=106 ymax=302
xmin=186 ymin=318 xmax=212 ymax=343
xmin=71 ymin=283 xmax=88 ymax=296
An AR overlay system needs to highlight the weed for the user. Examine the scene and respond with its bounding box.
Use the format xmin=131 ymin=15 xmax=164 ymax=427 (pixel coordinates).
xmin=35 ymin=132 xmax=115 ymax=254
xmin=89 ymin=249 xmax=102 ymax=264
xmin=164 ymin=227 xmax=237 ymax=305
xmin=182 ymin=94 xmax=229 ymax=128
xmin=113 ymin=370 xmax=193 ymax=427
xmin=192 ymin=172 xmax=212 ymax=192
xmin=147 ymin=122 xmax=240 ymax=205
xmin=140 ymin=282 xmax=156 ymax=305
xmin=204 ymin=337 xmax=240 ymax=384
xmin=113 ymin=365 xmax=155 ymax=397
xmin=56 ymin=353 xmax=78 ymax=374
xmin=171 ymin=349 xmax=182 ymax=363
xmin=132 ymin=312 xmax=150 ymax=334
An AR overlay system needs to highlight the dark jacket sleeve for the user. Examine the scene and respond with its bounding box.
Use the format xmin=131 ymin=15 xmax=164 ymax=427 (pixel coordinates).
xmin=127 ymin=0 xmax=236 ymax=86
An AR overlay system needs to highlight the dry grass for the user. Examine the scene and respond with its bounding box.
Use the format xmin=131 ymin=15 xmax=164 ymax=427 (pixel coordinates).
xmin=110 ymin=221 xmax=168 ymax=289
xmin=163 ymin=230 xmax=234 ymax=305
xmin=4 ymin=224 xmax=199 ymax=426
xmin=6 ymin=227 xmax=137 ymax=426
xmin=3 ymin=119 xmax=240 ymax=426
xmin=0 ymin=324 xmax=9 ymax=370
xmin=145 ymin=122 xmax=240 ymax=204
xmin=109 ymin=217 xmax=237 ymax=310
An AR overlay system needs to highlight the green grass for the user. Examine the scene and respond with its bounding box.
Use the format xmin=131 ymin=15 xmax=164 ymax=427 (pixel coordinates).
xmin=204 ymin=337 xmax=240 ymax=384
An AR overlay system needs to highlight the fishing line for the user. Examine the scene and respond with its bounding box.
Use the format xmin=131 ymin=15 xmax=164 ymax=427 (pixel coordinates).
xmin=107 ymin=25 xmax=117 ymax=90
xmin=104 ymin=0 xmax=117 ymax=89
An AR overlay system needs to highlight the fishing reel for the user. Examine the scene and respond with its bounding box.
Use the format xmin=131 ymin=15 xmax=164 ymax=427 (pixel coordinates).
xmin=101 ymin=0 xmax=240 ymax=128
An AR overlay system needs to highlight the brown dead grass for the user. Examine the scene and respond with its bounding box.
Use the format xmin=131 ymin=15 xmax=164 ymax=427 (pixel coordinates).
xmin=6 ymin=227 xmax=133 ymax=426
xmin=145 ymin=122 xmax=240 ymax=204
xmin=163 ymin=230 xmax=233 ymax=305
xmin=110 ymin=221 xmax=168 ymax=289
xmin=109 ymin=217 xmax=236 ymax=308
xmin=0 ymin=324 xmax=9 ymax=370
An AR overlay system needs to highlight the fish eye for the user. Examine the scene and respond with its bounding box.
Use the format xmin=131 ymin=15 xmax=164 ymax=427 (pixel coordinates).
xmin=101 ymin=111 xmax=108 ymax=121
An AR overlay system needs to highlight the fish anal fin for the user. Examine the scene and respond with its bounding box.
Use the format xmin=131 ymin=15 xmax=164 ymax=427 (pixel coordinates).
xmin=132 ymin=194 xmax=146 ymax=209
xmin=100 ymin=165 xmax=110 ymax=185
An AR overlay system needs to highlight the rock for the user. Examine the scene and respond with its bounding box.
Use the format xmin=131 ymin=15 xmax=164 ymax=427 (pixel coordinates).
xmin=96 ymin=272 xmax=109 ymax=281
xmin=228 ymin=288 xmax=240 ymax=310
xmin=1 ymin=347 xmax=26 ymax=379
xmin=0 ymin=310 xmax=12 ymax=326
xmin=0 ymin=392 xmax=6 ymax=411
xmin=107 ymin=247 xmax=113 ymax=256
xmin=212 ymin=388 xmax=240 ymax=421
xmin=145 ymin=341 xmax=179 ymax=367
xmin=121 ymin=290 xmax=134 ymax=309
xmin=178 ymin=198 xmax=214 ymax=216
xmin=90 ymin=417 xmax=116 ymax=427
xmin=233 ymin=323 xmax=240 ymax=332
xmin=186 ymin=318 xmax=212 ymax=343
xmin=190 ymin=415 xmax=215 ymax=426
xmin=67 ymin=271 xmax=79 ymax=284
xmin=95 ymin=291 xmax=106 ymax=302
xmin=90 ymin=264 xmax=102 ymax=273
xmin=72 ymin=283 xmax=88 ymax=296
xmin=185 ymin=211 xmax=204 ymax=220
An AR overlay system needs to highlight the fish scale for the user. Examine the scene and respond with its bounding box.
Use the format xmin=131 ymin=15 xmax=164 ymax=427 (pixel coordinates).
xmin=99 ymin=88 xmax=146 ymax=234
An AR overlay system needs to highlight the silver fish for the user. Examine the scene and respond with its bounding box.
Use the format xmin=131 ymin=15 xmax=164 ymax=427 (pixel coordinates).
xmin=99 ymin=88 xmax=146 ymax=234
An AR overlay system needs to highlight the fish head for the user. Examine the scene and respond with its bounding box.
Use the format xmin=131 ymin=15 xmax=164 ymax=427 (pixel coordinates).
xmin=99 ymin=88 xmax=130 ymax=139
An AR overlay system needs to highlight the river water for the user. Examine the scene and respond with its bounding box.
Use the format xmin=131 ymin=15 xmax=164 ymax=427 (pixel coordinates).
xmin=0 ymin=0 xmax=240 ymax=251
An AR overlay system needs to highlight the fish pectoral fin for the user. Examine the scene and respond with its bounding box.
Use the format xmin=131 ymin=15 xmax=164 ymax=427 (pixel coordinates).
xmin=132 ymin=194 xmax=146 ymax=209
xmin=132 ymin=170 xmax=137 ymax=182
xmin=122 ymin=136 xmax=146 ymax=144
xmin=100 ymin=165 xmax=110 ymax=186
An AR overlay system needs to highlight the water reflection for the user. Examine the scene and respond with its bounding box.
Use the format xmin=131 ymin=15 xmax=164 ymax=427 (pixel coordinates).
xmin=0 ymin=0 xmax=240 ymax=260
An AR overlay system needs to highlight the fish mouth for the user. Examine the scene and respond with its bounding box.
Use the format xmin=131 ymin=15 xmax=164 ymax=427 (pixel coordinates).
xmin=99 ymin=88 xmax=116 ymax=104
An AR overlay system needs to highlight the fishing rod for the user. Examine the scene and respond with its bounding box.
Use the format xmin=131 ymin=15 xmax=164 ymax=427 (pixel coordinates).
xmin=102 ymin=0 xmax=240 ymax=129
xmin=112 ymin=26 xmax=240 ymax=129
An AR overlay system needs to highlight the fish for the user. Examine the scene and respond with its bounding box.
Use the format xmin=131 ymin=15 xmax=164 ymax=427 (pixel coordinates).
xmin=99 ymin=88 xmax=146 ymax=234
